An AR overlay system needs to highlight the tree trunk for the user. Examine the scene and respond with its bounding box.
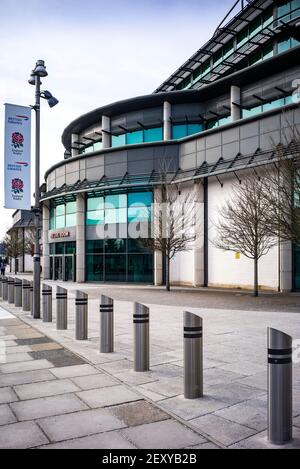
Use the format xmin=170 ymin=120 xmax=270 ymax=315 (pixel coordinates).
xmin=254 ymin=257 xmax=259 ymax=297
xmin=165 ymin=255 xmax=170 ymax=292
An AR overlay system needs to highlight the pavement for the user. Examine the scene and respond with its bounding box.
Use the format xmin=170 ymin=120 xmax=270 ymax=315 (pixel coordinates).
xmin=1 ymin=277 xmax=300 ymax=449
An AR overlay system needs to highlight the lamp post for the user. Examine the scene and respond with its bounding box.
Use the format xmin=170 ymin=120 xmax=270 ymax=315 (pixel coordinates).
xmin=28 ymin=60 xmax=58 ymax=319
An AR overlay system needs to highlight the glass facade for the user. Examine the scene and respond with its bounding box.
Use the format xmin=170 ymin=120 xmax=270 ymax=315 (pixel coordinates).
xmin=86 ymin=191 xmax=153 ymax=225
xmin=175 ymin=1 xmax=300 ymax=92
xmin=242 ymin=95 xmax=294 ymax=119
xmin=80 ymin=141 xmax=102 ymax=155
xmin=50 ymin=201 xmax=76 ymax=229
xmin=86 ymin=239 xmax=153 ymax=283
xmin=112 ymin=127 xmax=163 ymax=148
xmin=172 ymin=123 xmax=204 ymax=139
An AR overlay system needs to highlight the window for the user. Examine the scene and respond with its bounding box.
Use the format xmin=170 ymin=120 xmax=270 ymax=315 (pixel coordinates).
xmin=143 ymin=127 xmax=163 ymax=143
xmin=50 ymin=201 xmax=76 ymax=229
xmin=126 ymin=131 xmax=143 ymax=145
xmin=128 ymin=192 xmax=152 ymax=222
xmin=112 ymin=134 xmax=126 ymax=147
xmin=242 ymin=95 xmax=293 ymax=119
xmin=172 ymin=123 xmax=203 ymax=139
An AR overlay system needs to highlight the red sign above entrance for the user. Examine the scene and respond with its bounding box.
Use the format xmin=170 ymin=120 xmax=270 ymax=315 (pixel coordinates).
xmin=50 ymin=231 xmax=70 ymax=240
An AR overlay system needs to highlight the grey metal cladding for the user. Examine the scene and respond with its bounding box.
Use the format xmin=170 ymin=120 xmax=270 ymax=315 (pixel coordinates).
xmin=240 ymin=121 xmax=259 ymax=140
xmin=206 ymin=146 xmax=222 ymax=164
xmin=260 ymin=131 xmax=281 ymax=150
xmin=222 ymin=141 xmax=240 ymax=160
xmin=142 ymin=107 xmax=163 ymax=124
xmin=127 ymin=147 xmax=154 ymax=162
xmin=105 ymin=162 xmax=128 ymax=178
xmin=222 ymin=127 xmax=240 ymax=145
xmin=128 ymin=158 xmax=154 ymax=173
xmin=240 ymin=136 xmax=260 ymax=154
xmin=104 ymin=150 xmax=127 ymax=165
xmin=153 ymin=145 xmax=179 ymax=160
xmin=260 ymin=115 xmax=281 ymax=134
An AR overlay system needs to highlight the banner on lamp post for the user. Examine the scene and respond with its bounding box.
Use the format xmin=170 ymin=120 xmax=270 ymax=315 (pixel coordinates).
xmin=4 ymin=103 xmax=31 ymax=210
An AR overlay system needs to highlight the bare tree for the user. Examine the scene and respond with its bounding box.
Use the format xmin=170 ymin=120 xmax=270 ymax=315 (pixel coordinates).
xmin=2 ymin=228 xmax=34 ymax=274
xmin=262 ymin=125 xmax=300 ymax=245
xmin=140 ymin=162 xmax=198 ymax=291
xmin=213 ymin=176 xmax=277 ymax=297
xmin=2 ymin=231 xmax=24 ymax=274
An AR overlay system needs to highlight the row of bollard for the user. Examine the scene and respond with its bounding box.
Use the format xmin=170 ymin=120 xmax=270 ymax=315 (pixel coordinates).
xmin=0 ymin=276 xmax=294 ymax=446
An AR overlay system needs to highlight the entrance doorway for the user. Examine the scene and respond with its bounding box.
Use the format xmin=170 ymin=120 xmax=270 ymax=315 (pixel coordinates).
xmin=50 ymin=254 xmax=76 ymax=282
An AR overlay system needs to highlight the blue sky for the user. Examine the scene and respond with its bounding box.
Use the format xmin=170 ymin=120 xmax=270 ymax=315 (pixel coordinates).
xmin=0 ymin=0 xmax=234 ymax=237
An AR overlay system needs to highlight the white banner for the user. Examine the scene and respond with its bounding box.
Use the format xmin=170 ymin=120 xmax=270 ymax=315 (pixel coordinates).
xmin=4 ymin=103 xmax=31 ymax=210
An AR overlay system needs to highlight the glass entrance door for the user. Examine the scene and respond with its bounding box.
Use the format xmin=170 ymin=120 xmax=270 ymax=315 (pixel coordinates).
xmin=294 ymin=246 xmax=300 ymax=290
xmin=64 ymin=255 xmax=75 ymax=282
xmin=54 ymin=256 xmax=63 ymax=281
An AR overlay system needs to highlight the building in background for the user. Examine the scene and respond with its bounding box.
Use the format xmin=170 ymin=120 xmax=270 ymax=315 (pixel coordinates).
xmin=6 ymin=210 xmax=35 ymax=273
xmin=41 ymin=0 xmax=300 ymax=290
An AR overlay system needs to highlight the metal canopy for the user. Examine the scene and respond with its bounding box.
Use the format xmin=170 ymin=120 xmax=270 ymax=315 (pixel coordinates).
xmin=154 ymin=0 xmax=295 ymax=93
xmin=41 ymin=140 xmax=300 ymax=203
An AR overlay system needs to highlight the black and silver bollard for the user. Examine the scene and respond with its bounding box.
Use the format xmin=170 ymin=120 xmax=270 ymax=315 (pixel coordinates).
xmin=100 ymin=295 xmax=114 ymax=353
xmin=42 ymin=284 xmax=52 ymax=323
xmin=2 ymin=277 xmax=8 ymax=301
xmin=56 ymin=286 xmax=68 ymax=330
xmin=29 ymin=281 xmax=33 ymax=316
xmin=75 ymin=291 xmax=88 ymax=340
xmin=8 ymin=277 xmax=15 ymax=304
xmin=22 ymin=279 xmax=30 ymax=312
xmin=14 ymin=278 xmax=22 ymax=307
xmin=0 ymin=277 xmax=3 ymax=299
xmin=184 ymin=312 xmax=203 ymax=399
xmin=133 ymin=302 xmax=149 ymax=372
xmin=268 ymin=328 xmax=293 ymax=445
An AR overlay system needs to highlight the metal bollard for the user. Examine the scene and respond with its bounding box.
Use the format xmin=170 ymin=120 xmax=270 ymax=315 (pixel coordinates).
xmin=100 ymin=295 xmax=114 ymax=353
xmin=0 ymin=277 xmax=3 ymax=299
xmin=56 ymin=286 xmax=68 ymax=330
xmin=184 ymin=312 xmax=203 ymax=399
xmin=42 ymin=284 xmax=52 ymax=323
xmin=75 ymin=291 xmax=88 ymax=340
xmin=268 ymin=328 xmax=293 ymax=445
xmin=2 ymin=277 xmax=8 ymax=301
xmin=8 ymin=277 xmax=15 ymax=304
xmin=14 ymin=278 xmax=22 ymax=307
xmin=22 ymin=279 xmax=30 ymax=312
xmin=133 ymin=302 xmax=149 ymax=372
xmin=29 ymin=281 xmax=33 ymax=316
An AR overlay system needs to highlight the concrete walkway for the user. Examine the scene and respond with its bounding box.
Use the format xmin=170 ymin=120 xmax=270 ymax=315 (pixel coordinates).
xmin=1 ymin=278 xmax=300 ymax=449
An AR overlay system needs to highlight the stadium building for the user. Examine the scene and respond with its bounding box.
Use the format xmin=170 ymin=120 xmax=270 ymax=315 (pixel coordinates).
xmin=41 ymin=0 xmax=300 ymax=290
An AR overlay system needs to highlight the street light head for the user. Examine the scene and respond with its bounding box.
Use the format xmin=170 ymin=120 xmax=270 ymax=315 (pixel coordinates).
xmin=33 ymin=60 xmax=48 ymax=77
xmin=47 ymin=96 xmax=59 ymax=108
xmin=28 ymin=71 xmax=36 ymax=85
xmin=40 ymin=90 xmax=59 ymax=108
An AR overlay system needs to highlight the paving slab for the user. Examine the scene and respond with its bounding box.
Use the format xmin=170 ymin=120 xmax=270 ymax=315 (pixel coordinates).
xmin=0 ymin=359 xmax=53 ymax=374
xmin=121 ymin=419 xmax=207 ymax=449
xmin=0 ymin=404 xmax=17 ymax=425
xmin=114 ymin=370 xmax=158 ymax=386
xmin=10 ymin=393 xmax=87 ymax=421
xmin=38 ymin=408 xmax=127 ymax=442
xmin=138 ymin=378 xmax=183 ymax=398
xmin=99 ymin=359 xmax=134 ymax=373
xmin=214 ymin=398 xmax=268 ymax=431
xmin=0 ymin=386 xmax=18 ymax=404
xmin=207 ymin=382 xmax=266 ymax=405
xmin=0 ymin=369 xmax=56 ymax=388
xmin=159 ymin=395 xmax=229 ymax=420
xmin=4 ymin=352 xmax=34 ymax=364
xmin=14 ymin=378 xmax=80 ymax=400
xmin=0 ymin=421 xmax=49 ymax=448
xmin=77 ymin=385 xmax=141 ymax=408
xmin=230 ymin=427 xmax=300 ymax=449
xmin=190 ymin=414 xmax=257 ymax=446
xmin=109 ymin=400 xmax=170 ymax=427
xmin=204 ymin=368 xmax=246 ymax=387
xmin=49 ymin=364 xmax=98 ymax=379
xmin=236 ymin=372 xmax=268 ymax=391
xmin=30 ymin=343 xmax=63 ymax=352
xmin=39 ymin=430 xmax=136 ymax=449
xmin=70 ymin=373 xmax=119 ymax=390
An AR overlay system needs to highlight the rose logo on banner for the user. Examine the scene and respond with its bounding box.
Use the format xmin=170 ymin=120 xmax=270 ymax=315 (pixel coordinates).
xmin=12 ymin=132 xmax=24 ymax=149
xmin=11 ymin=178 xmax=24 ymax=195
